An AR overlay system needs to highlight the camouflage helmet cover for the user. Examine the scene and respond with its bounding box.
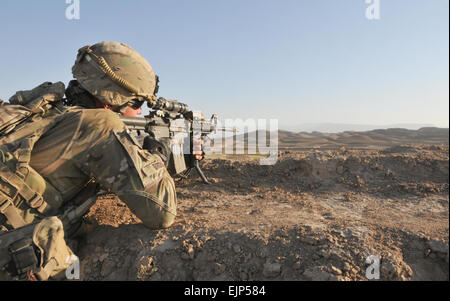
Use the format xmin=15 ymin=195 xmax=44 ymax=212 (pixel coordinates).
xmin=72 ymin=41 xmax=157 ymax=107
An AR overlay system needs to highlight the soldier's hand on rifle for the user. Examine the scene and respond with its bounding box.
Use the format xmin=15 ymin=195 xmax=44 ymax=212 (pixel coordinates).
xmin=193 ymin=137 xmax=203 ymax=160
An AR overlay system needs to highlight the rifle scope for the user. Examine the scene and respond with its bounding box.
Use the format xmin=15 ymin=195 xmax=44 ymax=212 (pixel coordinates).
xmin=150 ymin=97 xmax=190 ymax=114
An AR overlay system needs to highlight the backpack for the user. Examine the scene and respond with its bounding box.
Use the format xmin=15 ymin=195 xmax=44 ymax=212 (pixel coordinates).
xmin=0 ymin=82 xmax=66 ymax=136
xmin=0 ymin=82 xmax=67 ymax=229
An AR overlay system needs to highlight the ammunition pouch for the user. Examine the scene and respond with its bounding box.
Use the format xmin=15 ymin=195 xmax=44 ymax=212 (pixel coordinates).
xmin=0 ymin=82 xmax=79 ymax=280
xmin=0 ymin=217 xmax=75 ymax=281
xmin=8 ymin=238 xmax=39 ymax=279
xmin=0 ymin=82 xmax=70 ymax=230
xmin=0 ymin=156 xmax=48 ymax=229
xmin=1 ymin=82 xmax=66 ymax=137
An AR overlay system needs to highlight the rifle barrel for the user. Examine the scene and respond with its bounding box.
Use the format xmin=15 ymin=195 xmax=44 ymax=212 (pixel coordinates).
xmin=120 ymin=116 xmax=147 ymax=130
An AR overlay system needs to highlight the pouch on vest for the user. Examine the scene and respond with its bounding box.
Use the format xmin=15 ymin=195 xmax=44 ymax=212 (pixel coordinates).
xmin=1 ymin=217 xmax=74 ymax=281
xmin=0 ymin=82 xmax=66 ymax=229
xmin=0 ymin=82 xmax=65 ymax=137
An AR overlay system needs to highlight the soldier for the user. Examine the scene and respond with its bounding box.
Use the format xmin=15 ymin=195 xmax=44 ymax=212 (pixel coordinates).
xmin=0 ymin=41 xmax=177 ymax=280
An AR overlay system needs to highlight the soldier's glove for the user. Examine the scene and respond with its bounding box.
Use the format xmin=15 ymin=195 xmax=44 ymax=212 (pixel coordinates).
xmin=192 ymin=137 xmax=204 ymax=161
xmin=143 ymin=136 xmax=171 ymax=167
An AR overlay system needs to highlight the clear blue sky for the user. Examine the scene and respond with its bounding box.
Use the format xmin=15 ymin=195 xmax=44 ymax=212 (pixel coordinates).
xmin=0 ymin=0 xmax=448 ymax=129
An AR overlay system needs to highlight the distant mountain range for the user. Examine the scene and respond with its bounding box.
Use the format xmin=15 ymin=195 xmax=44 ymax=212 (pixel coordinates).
xmin=280 ymin=123 xmax=437 ymax=133
xmin=206 ymin=127 xmax=449 ymax=152
xmin=277 ymin=127 xmax=449 ymax=149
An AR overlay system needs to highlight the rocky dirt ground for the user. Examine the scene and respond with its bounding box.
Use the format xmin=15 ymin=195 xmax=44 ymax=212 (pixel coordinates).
xmin=76 ymin=144 xmax=449 ymax=281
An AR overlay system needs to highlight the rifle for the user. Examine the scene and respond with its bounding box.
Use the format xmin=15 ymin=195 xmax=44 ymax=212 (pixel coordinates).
xmin=120 ymin=97 xmax=233 ymax=184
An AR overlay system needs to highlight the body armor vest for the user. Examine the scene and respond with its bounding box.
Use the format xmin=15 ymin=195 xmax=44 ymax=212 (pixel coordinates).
xmin=0 ymin=82 xmax=67 ymax=230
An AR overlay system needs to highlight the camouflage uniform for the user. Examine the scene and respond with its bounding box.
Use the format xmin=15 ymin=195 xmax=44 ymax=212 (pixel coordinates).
xmin=0 ymin=42 xmax=177 ymax=280
xmin=29 ymin=107 xmax=177 ymax=229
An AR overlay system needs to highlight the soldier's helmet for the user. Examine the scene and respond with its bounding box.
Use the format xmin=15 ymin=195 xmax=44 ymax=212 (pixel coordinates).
xmin=72 ymin=41 xmax=157 ymax=108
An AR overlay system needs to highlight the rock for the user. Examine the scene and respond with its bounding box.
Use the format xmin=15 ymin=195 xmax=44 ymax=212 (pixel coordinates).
xmin=263 ymin=263 xmax=281 ymax=278
xmin=294 ymin=261 xmax=302 ymax=270
xmin=380 ymin=255 xmax=413 ymax=281
xmin=355 ymin=175 xmax=365 ymax=187
xmin=340 ymin=227 xmax=370 ymax=241
xmin=343 ymin=262 xmax=352 ymax=272
xmin=233 ymin=244 xmax=241 ymax=254
xmin=330 ymin=266 xmax=342 ymax=275
xmin=385 ymin=169 xmax=394 ymax=177
xmin=319 ymin=249 xmax=330 ymax=259
xmin=327 ymin=235 xmax=336 ymax=244
xmin=181 ymin=253 xmax=190 ymax=260
xmin=214 ymin=263 xmax=226 ymax=275
xmin=187 ymin=244 xmax=195 ymax=259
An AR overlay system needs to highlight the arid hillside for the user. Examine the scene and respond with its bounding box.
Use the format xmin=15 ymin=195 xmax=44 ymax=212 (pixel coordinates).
xmin=77 ymin=143 xmax=449 ymax=281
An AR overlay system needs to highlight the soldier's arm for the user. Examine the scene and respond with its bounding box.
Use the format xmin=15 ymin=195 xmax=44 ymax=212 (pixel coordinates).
xmin=72 ymin=110 xmax=177 ymax=229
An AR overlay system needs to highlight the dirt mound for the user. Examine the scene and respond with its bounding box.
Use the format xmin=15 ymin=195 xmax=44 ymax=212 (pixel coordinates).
xmin=77 ymin=145 xmax=449 ymax=281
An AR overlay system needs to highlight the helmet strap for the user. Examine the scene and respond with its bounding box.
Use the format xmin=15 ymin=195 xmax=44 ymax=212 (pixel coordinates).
xmin=83 ymin=46 xmax=157 ymax=105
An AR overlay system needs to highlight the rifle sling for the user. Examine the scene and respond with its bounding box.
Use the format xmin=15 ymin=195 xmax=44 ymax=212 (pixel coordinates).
xmin=0 ymin=162 xmax=45 ymax=229
xmin=0 ymin=196 xmax=26 ymax=229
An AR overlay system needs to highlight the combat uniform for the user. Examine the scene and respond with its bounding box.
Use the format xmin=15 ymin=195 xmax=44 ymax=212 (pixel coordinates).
xmin=29 ymin=107 xmax=177 ymax=229
xmin=0 ymin=105 xmax=177 ymax=280
xmin=0 ymin=41 xmax=177 ymax=280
